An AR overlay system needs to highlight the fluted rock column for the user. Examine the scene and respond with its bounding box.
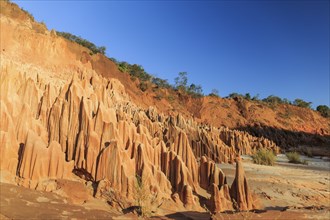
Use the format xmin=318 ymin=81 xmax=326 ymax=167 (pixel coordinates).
xmin=230 ymin=157 xmax=253 ymax=211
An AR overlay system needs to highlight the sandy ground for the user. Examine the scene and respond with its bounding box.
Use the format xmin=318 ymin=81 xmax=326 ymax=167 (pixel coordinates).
xmin=215 ymin=154 xmax=330 ymax=220
xmin=1 ymin=155 xmax=329 ymax=220
xmin=219 ymin=154 xmax=330 ymax=209
xmin=0 ymin=182 xmax=121 ymax=220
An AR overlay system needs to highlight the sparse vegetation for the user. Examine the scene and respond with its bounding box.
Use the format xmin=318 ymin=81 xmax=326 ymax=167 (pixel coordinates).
xmin=174 ymin=72 xmax=188 ymax=91
xmin=173 ymin=72 xmax=203 ymax=97
xmin=56 ymin=31 xmax=106 ymax=55
xmin=262 ymin=95 xmax=285 ymax=106
xmin=227 ymin=93 xmax=244 ymax=99
xmin=209 ymin=89 xmax=220 ymax=97
xmin=316 ymin=105 xmax=330 ymax=118
xmin=252 ymin=149 xmax=276 ymax=166
xmin=128 ymin=64 xmax=152 ymax=82
xmin=102 ymin=187 xmax=127 ymax=210
xmin=293 ymin=99 xmax=312 ymax=109
xmin=135 ymin=175 xmax=162 ymax=217
xmin=187 ymin=83 xmax=203 ymax=97
xmin=56 ymin=30 xmax=326 ymax=109
xmin=224 ymin=93 xmax=317 ymax=111
xmin=152 ymin=77 xmax=171 ymax=89
xmin=286 ymin=152 xmax=307 ymax=164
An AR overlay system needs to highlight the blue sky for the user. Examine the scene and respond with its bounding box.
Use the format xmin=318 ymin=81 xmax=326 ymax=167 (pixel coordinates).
xmin=13 ymin=0 xmax=329 ymax=107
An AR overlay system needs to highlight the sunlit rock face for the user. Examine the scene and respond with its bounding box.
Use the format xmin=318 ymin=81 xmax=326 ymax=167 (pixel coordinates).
xmin=0 ymin=1 xmax=281 ymax=211
xmin=0 ymin=62 xmax=278 ymax=210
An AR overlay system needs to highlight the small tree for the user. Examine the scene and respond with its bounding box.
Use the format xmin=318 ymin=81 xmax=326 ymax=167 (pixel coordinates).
xmin=244 ymin=93 xmax=251 ymax=100
xmin=282 ymin=98 xmax=291 ymax=104
xmin=209 ymin=89 xmax=219 ymax=97
xmin=152 ymin=77 xmax=171 ymax=89
xmin=262 ymin=95 xmax=283 ymax=105
xmin=293 ymin=99 xmax=312 ymax=109
xmin=227 ymin=93 xmax=244 ymax=99
xmin=129 ymin=64 xmax=152 ymax=82
xmin=187 ymin=83 xmax=203 ymax=97
xmin=56 ymin=31 xmax=106 ymax=54
xmin=316 ymin=105 xmax=330 ymax=118
xmin=118 ymin=62 xmax=129 ymax=73
xmin=98 ymin=46 xmax=106 ymax=55
xmin=174 ymin=72 xmax=188 ymax=91
xmin=252 ymin=94 xmax=260 ymax=101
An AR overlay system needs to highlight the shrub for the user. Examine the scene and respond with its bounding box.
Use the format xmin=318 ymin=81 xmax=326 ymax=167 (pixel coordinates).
xmin=286 ymin=152 xmax=303 ymax=164
xmin=262 ymin=95 xmax=284 ymax=105
xmin=293 ymin=99 xmax=312 ymax=109
xmin=227 ymin=93 xmax=244 ymax=99
xmin=209 ymin=89 xmax=219 ymax=97
xmin=244 ymin=93 xmax=251 ymax=100
xmin=252 ymin=149 xmax=276 ymax=166
xmin=134 ymin=175 xmax=162 ymax=217
xmin=252 ymin=94 xmax=260 ymax=101
xmin=56 ymin=31 xmax=106 ymax=55
xmin=129 ymin=64 xmax=152 ymax=82
xmin=174 ymin=72 xmax=188 ymax=91
xmin=187 ymin=83 xmax=203 ymax=97
xmin=152 ymin=77 xmax=171 ymax=89
xmin=316 ymin=105 xmax=330 ymax=118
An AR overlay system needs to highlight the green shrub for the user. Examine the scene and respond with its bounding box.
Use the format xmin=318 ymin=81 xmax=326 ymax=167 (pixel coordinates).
xmin=187 ymin=83 xmax=203 ymax=97
xmin=56 ymin=31 xmax=106 ymax=55
xmin=286 ymin=152 xmax=303 ymax=164
xmin=227 ymin=93 xmax=244 ymax=99
xmin=316 ymin=105 xmax=330 ymax=118
xmin=252 ymin=149 xmax=276 ymax=166
xmin=174 ymin=72 xmax=188 ymax=91
xmin=152 ymin=77 xmax=171 ymax=89
xmin=262 ymin=95 xmax=284 ymax=105
xmin=293 ymin=99 xmax=312 ymax=109
xmin=134 ymin=174 xmax=161 ymax=217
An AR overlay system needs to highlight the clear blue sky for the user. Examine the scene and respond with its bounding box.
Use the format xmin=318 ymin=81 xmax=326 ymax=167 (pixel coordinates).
xmin=13 ymin=0 xmax=329 ymax=107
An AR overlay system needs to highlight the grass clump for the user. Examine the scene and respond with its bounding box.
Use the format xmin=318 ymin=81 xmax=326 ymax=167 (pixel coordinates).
xmin=252 ymin=149 xmax=276 ymax=166
xmin=286 ymin=151 xmax=308 ymax=165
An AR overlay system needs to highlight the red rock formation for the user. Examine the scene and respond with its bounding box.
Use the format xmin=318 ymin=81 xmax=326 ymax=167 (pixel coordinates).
xmin=0 ymin=2 xmax=280 ymax=211
xmin=0 ymin=59 xmax=269 ymax=211
xmin=209 ymin=183 xmax=233 ymax=212
xmin=230 ymin=157 xmax=254 ymax=211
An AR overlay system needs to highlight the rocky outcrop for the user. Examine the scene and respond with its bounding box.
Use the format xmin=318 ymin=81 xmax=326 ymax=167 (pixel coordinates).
xmin=230 ymin=157 xmax=253 ymax=211
xmin=209 ymin=183 xmax=233 ymax=212
xmin=0 ymin=1 xmax=274 ymax=211
xmin=0 ymin=63 xmax=269 ymax=211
